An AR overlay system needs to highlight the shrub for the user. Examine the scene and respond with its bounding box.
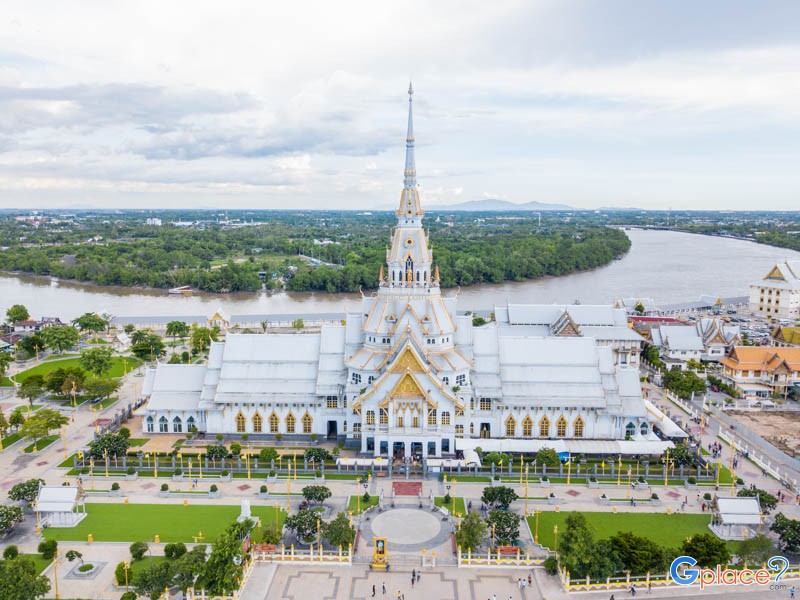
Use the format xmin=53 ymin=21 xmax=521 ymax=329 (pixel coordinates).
xmin=210 ymin=484 xmax=218 ymax=493
xmin=260 ymin=485 xmax=268 ymax=494
xmin=164 ymin=542 xmax=187 ymax=559
xmin=310 ymin=433 xmax=318 ymax=442
xmin=543 ymin=556 xmax=559 ymax=575
xmin=443 ymin=493 xmax=452 ymax=504
xmin=38 ymin=539 xmax=57 ymax=560
xmin=589 ymin=475 xmax=597 ymax=482
xmin=111 ymin=482 xmax=120 ymax=491
xmin=174 ymin=468 xmax=182 ymax=476
xmin=118 ymin=427 xmax=131 ymax=439
xmin=638 ymin=476 xmax=645 ymax=483
xmin=81 ymin=466 xmax=90 ymax=474
xmin=275 ymin=433 xmax=283 ymax=442
xmin=115 ymin=561 xmax=127 ymax=585
xmin=121 ymin=592 xmax=137 ymax=600
xmin=160 ymin=483 xmax=169 ymax=492
xmin=78 ymin=563 xmax=94 ymax=572
xmin=3 ymin=545 xmax=19 ymax=560
xmin=687 ymin=476 xmax=697 ymax=485
xmin=129 ymin=541 xmax=148 ymax=561
xmin=736 ymin=477 xmax=744 ymax=485
xmin=230 ymin=442 xmax=242 ymax=455
xmin=541 ymin=475 xmax=549 ymax=481
xmin=549 ymin=492 xmax=555 ymax=498
xmin=362 ymin=492 xmax=370 ymax=503
xmin=315 ymin=469 xmax=322 ymax=478
xmin=221 ymin=469 xmax=229 ymax=477
xmin=215 ymin=433 xmax=224 ymax=442
xmin=269 ymin=470 xmax=276 ymax=478
xmin=703 ymin=492 xmax=712 ymax=501
xmin=126 ymin=466 xmax=136 ymax=475
xmin=651 ymin=493 xmax=659 ymax=500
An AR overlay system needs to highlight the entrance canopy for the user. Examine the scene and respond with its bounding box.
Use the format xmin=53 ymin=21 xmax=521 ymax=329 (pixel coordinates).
xmin=717 ymin=497 xmax=762 ymax=526
xmin=456 ymin=438 xmax=674 ymax=457
xmin=645 ymin=400 xmax=689 ymax=439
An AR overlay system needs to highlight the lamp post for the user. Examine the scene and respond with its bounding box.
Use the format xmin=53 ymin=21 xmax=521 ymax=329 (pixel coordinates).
xmin=52 ymin=549 xmax=60 ymax=599
xmin=61 ymin=427 xmax=68 ymax=460
xmin=103 ymin=448 xmax=109 ymax=478
xmin=246 ymin=446 xmax=251 ymax=480
xmin=445 ymin=481 xmax=451 ymax=513
xmin=617 ymin=455 xmax=622 ymax=487
xmin=287 ymin=458 xmax=292 ymax=513
xmin=452 ymin=478 xmax=457 ymax=515
xmin=34 ymin=500 xmax=41 ymax=536
xmin=626 ymin=466 xmax=632 ymax=500
xmin=89 ymin=458 xmax=95 ymax=490
xmin=525 ymin=466 xmax=529 ymax=515
xmin=554 ymin=524 xmax=559 ymax=558
xmin=534 ymin=508 xmax=540 ymax=544
xmin=123 ymin=560 xmax=130 ymax=592
xmin=663 ymin=449 xmax=673 ymax=487
xmin=566 ymin=458 xmax=572 ymax=485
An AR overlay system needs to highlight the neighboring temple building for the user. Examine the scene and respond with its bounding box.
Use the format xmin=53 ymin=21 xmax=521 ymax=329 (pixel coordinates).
xmin=749 ymin=261 xmax=800 ymax=320
xmin=141 ymin=86 xmax=675 ymax=458
xmin=649 ymin=318 xmax=740 ymax=368
xmin=720 ymin=346 xmax=800 ymax=400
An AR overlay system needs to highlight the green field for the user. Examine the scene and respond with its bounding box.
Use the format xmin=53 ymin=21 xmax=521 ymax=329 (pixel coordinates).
xmin=347 ymin=495 xmax=380 ymax=514
xmin=528 ymin=511 xmax=713 ymax=550
xmin=44 ymin=503 xmax=286 ymax=543
xmin=1 ymin=431 xmax=24 ymax=449
xmin=0 ymin=375 xmax=13 ymax=387
xmin=15 ymin=355 xmax=142 ymax=382
xmin=434 ymin=496 xmax=467 ymax=517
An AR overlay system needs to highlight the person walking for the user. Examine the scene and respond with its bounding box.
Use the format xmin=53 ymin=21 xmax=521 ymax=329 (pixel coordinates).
xmin=790 ymin=585 xmax=795 ymax=599
xmin=416 ymin=571 xmax=420 ymax=583
xmin=372 ymin=584 xmax=376 ymax=597
xmin=382 ymin=582 xmax=386 ymax=595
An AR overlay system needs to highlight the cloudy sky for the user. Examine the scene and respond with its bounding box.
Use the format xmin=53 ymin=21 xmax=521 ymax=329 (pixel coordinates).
xmin=1 ymin=0 xmax=799 ymax=211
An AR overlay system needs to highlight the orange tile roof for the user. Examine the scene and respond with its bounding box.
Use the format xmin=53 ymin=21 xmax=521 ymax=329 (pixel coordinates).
xmin=720 ymin=346 xmax=800 ymax=372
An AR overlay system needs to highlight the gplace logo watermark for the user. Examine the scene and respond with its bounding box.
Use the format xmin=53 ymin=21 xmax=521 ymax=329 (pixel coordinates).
xmin=670 ymin=555 xmax=791 ymax=590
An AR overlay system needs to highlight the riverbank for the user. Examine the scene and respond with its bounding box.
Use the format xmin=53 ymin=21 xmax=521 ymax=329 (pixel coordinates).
xmin=1 ymin=229 xmax=798 ymax=320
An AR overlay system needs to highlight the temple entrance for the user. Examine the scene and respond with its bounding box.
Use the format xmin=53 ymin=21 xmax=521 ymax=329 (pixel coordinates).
xmin=410 ymin=441 xmax=423 ymax=461
xmin=326 ymin=420 xmax=337 ymax=439
xmin=392 ymin=441 xmax=405 ymax=461
xmin=480 ymin=423 xmax=491 ymax=438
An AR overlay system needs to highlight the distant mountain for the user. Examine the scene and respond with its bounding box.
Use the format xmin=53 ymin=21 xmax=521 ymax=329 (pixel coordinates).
xmin=427 ymin=199 xmax=573 ymax=211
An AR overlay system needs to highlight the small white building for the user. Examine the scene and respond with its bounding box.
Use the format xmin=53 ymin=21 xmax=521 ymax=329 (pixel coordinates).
xmin=36 ymin=485 xmax=86 ymax=528
xmin=749 ymin=261 xmax=800 ymax=320
xmin=651 ymin=318 xmax=740 ymax=366
xmin=711 ymin=496 xmax=763 ymax=541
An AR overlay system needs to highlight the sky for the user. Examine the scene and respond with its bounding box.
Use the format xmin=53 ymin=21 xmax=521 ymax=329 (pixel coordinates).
xmin=1 ymin=0 xmax=799 ymax=211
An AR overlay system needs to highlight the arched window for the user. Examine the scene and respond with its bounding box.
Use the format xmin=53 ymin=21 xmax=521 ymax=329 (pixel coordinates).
xmin=405 ymin=257 xmax=414 ymax=276
xmin=159 ymin=416 xmax=168 ymax=433
xmin=235 ymin=412 xmax=246 ymax=433
xmin=172 ymin=416 xmax=182 ymax=433
xmin=522 ymin=415 xmax=533 ymax=437
xmin=270 ymin=412 xmax=280 ymax=433
xmin=302 ymin=413 xmax=313 ymax=434
xmin=379 ymin=408 xmax=388 ymax=425
xmin=573 ymin=416 xmax=584 ymax=438
xmin=441 ymin=411 xmax=451 ymax=425
xmin=285 ymin=412 xmax=295 ymax=433
xmin=556 ymin=415 xmax=567 ymax=437
xmin=640 ymin=422 xmax=649 ymax=436
xmin=505 ymin=415 xmax=516 ymax=437
xmin=428 ymin=409 xmax=437 ymax=426
xmin=366 ymin=410 xmax=375 ymax=425
xmin=252 ymin=412 xmax=263 ymax=433
xmin=539 ymin=415 xmax=550 ymax=438
xmin=442 ymin=376 xmax=449 ymax=386
xmin=625 ymin=422 xmax=636 ymax=439
xmin=146 ymin=416 xmax=154 ymax=433
xmin=186 ymin=416 xmax=195 ymax=432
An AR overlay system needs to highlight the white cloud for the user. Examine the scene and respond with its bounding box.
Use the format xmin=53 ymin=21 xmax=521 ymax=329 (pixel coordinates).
xmin=0 ymin=0 xmax=798 ymax=209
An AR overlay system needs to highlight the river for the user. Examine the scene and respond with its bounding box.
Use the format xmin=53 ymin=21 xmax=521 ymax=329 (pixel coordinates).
xmin=1 ymin=229 xmax=798 ymax=319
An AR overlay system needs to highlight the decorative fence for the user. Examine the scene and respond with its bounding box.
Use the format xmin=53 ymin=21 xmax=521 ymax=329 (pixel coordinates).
xmin=458 ymin=548 xmax=545 ymax=568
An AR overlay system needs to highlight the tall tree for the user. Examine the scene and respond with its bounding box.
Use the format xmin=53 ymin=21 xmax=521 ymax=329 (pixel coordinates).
xmin=40 ymin=325 xmax=79 ymax=354
xmin=486 ymin=509 xmax=521 ymax=546
xmin=0 ymin=555 xmax=51 ymax=600
xmin=18 ymin=375 xmax=46 ymax=408
xmin=681 ymin=533 xmax=730 ymax=568
xmin=18 ymin=334 xmax=45 ymax=358
xmin=771 ymin=513 xmax=800 ymax=553
xmin=166 ymin=321 xmax=189 ymax=343
xmin=454 ymin=510 xmax=487 ymax=552
xmin=8 ymin=478 xmax=45 ymax=505
xmin=197 ymin=520 xmax=251 ymax=595
xmin=82 ymin=378 xmax=121 ymax=402
xmin=5 ymin=304 xmax=30 ymax=324
xmin=20 ymin=408 xmax=69 ymax=449
xmin=190 ymin=326 xmax=218 ymax=354
xmin=72 ymin=313 xmax=109 ymax=337
xmin=79 ymin=346 xmax=114 ymax=378
xmin=0 ymin=352 xmax=11 ymax=380
xmin=323 ymin=512 xmax=355 ymax=548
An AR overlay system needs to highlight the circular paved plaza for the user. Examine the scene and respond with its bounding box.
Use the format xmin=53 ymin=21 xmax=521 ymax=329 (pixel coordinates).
xmin=363 ymin=507 xmax=452 ymax=552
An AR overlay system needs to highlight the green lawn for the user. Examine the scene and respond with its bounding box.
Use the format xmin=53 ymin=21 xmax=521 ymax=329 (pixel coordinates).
xmin=434 ymin=496 xmax=467 ymax=517
xmin=347 ymin=495 xmax=380 ymax=514
xmin=127 ymin=555 xmax=169 ymax=579
xmin=94 ymin=396 xmax=119 ymax=409
xmin=324 ymin=473 xmax=365 ymax=481
xmin=129 ymin=438 xmax=149 ymax=447
xmin=24 ymin=434 xmax=59 ymax=453
xmin=18 ymin=554 xmax=53 ymax=575
xmin=15 ymin=356 xmax=142 ymax=382
xmin=0 ymin=375 xmax=13 ymax=387
xmin=1 ymin=431 xmax=24 ymax=449
xmin=528 ymin=511 xmax=713 ymax=550
xmin=44 ymin=503 xmax=286 ymax=543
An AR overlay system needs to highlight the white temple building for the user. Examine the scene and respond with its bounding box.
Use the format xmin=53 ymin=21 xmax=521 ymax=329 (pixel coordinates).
xmin=141 ymin=86 xmax=676 ymax=458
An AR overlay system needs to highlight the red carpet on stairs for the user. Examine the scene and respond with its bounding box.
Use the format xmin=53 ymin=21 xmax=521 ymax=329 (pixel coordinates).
xmin=392 ymin=481 xmax=422 ymax=496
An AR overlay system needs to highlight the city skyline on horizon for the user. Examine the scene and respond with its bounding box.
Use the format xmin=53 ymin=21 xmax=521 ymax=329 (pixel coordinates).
xmin=1 ymin=1 xmax=799 ymax=211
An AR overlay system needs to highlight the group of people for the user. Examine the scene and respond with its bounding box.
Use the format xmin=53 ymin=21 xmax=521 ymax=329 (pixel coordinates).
xmin=371 ymin=572 xmax=420 ymax=599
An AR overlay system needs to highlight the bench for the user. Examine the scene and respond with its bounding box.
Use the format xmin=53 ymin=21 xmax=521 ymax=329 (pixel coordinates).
xmin=497 ymin=545 xmax=520 ymax=556
xmin=252 ymin=543 xmax=277 ymax=553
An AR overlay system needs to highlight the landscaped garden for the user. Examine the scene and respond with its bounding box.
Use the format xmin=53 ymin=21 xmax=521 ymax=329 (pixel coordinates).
xmin=43 ymin=503 xmax=286 ymax=543
xmin=14 ymin=355 xmax=141 ymax=382
xmin=528 ymin=511 xmax=716 ymax=550
xmin=346 ymin=495 xmax=379 ymax=514
xmin=434 ymin=496 xmax=467 ymax=516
